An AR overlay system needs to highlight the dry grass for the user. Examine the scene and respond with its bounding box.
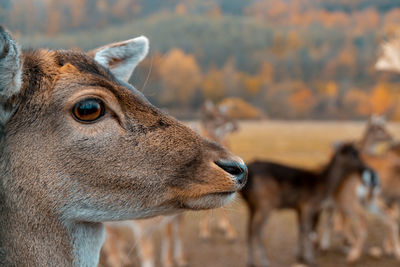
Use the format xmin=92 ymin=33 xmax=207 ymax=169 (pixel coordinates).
xmin=227 ymin=120 xmax=400 ymax=168
xmin=181 ymin=120 xmax=400 ymax=267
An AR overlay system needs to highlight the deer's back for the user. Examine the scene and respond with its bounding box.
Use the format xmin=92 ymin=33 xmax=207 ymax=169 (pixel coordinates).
xmin=242 ymin=161 xmax=320 ymax=209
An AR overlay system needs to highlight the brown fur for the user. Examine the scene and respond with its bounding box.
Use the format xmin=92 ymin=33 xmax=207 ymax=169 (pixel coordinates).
xmin=99 ymin=101 xmax=240 ymax=267
xmin=101 ymin=216 xmax=185 ymax=267
xmin=242 ymin=144 xmax=374 ymax=267
xmin=199 ymin=100 xmax=239 ymax=241
xmin=0 ymin=28 xmax=247 ymax=266
xmin=319 ymin=116 xmax=395 ymax=263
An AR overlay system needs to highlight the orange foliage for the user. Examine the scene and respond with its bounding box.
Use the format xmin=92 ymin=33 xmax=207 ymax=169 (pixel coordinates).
xmin=288 ymin=88 xmax=316 ymax=114
xmin=369 ymin=83 xmax=393 ymax=114
xmin=175 ymin=4 xmax=186 ymax=15
xmin=240 ymin=73 xmax=262 ymax=96
xmin=258 ymin=62 xmax=275 ymax=85
xmin=202 ymin=68 xmax=225 ymax=101
xmin=343 ymin=89 xmax=371 ymax=116
xmin=324 ymin=81 xmax=338 ymax=98
xmin=159 ymin=49 xmax=202 ymax=106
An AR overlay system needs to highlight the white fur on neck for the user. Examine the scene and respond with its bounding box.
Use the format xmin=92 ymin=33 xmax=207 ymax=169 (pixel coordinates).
xmin=64 ymin=221 xmax=105 ymax=267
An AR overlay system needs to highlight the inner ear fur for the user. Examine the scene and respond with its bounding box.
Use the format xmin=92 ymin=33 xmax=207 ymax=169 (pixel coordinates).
xmin=0 ymin=26 xmax=23 ymax=124
xmin=88 ymin=36 xmax=149 ymax=83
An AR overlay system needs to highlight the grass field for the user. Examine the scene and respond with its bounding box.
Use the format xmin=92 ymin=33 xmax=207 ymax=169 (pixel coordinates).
xmin=104 ymin=120 xmax=400 ymax=267
xmin=227 ymin=120 xmax=400 ymax=167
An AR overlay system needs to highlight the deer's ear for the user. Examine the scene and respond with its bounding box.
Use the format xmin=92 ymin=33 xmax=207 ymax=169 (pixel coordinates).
xmin=0 ymin=26 xmax=23 ymax=123
xmin=88 ymin=36 xmax=149 ymax=82
xmin=376 ymin=39 xmax=400 ymax=73
xmin=203 ymin=100 xmax=215 ymax=112
xmin=332 ymin=141 xmax=343 ymax=150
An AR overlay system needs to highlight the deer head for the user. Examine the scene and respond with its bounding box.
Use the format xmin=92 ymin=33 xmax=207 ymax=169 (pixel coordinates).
xmin=0 ymin=26 xmax=247 ymax=266
xmin=376 ymin=37 xmax=400 ymax=73
xmin=359 ymin=115 xmax=394 ymax=154
xmin=327 ymin=143 xmax=377 ymax=195
xmin=200 ymin=100 xmax=239 ymax=144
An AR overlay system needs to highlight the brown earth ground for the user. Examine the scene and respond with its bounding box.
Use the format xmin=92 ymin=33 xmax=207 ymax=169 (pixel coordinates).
xmin=101 ymin=120 xmax=400 ymax=267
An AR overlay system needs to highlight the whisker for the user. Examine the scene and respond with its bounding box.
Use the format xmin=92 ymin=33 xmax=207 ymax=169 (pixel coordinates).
xmin=140 ymin=55 xmax=154 ymax=93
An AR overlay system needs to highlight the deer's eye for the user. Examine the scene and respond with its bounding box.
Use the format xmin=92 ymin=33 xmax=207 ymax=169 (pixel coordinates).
xmin=72 ymin=98 xmax=105 ymax=123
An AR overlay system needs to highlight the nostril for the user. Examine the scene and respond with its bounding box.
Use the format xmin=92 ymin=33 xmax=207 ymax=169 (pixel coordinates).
xmin=215 ymin=161 xmax=243 ymax=175
xmin=215 ymin=160 xmax=248 ymax=184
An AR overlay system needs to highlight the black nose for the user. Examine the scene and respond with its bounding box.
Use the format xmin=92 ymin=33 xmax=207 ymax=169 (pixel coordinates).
xmin=215 ymin=160 xmax=247 ymax=185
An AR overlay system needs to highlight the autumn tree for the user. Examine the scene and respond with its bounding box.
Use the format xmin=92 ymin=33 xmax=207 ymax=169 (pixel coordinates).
xmin=343 ymin=88 xmax=371 ymax=117
xmin=369 ymin=83 xmax=393 ymax=115
xmin=159 ymin=49 xmax=202 ymax=107
xmin=202 ymin=67 xmax=225 ymax=102
xmin=288 ymin=82 xmax=316 ymax=117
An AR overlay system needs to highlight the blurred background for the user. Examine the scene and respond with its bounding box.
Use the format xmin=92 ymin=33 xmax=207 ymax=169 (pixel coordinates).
xmin=1 ymin=0 xmax=400 ymax=120
xmin=2 ymin=2 xmax=400 ymax=266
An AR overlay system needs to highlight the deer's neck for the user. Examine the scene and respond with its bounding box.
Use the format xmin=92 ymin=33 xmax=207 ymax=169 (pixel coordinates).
xmin=0 ymin=205 xmax=105 ymax=266
xmin=65 ymin=221 xmax=106 ymax=267
xmin=320 ymin=159 xmax=346 ymax=196
xmin=0 ymin=179 xmax=105 ymax=267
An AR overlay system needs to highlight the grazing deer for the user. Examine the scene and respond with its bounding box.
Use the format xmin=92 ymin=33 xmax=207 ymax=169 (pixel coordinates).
xmin=242 ymin=143 xmax=375 ymax=267
xmin=0 ymin=26 xmax=247 ymax=266
xmin=318 ymin=115 xmax=393 ymax=263
xmin=199 ymin=100 xmax=239 ymax=241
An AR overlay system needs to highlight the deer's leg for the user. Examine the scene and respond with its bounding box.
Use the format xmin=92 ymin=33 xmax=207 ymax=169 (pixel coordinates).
xmin=137 ymin=234 xmax=155 ymax=267
xmin=218 ymin=211 xmax=237 ymax=241
xmin=344 ymin=205 xmax=368 ymax=263
xmin=386 ymin=203 xmax=400 ymax=260
xmin=102 ymin=229 xmax=124 ymax=267
xmin=376 ymin=200 xmax=400 ymax=260
xmin=319 ymin=206 xmax=334 ymax=251
xmin=161 ymin=221 xmax=175 ymax=267
xmin=297 ymin=208 xmax=316 ymax=266
xmin=199 ymin=211 xmax=211 ymax=240
xmin=172 ymin=214 xmax=187 ymax=267
xmin=383 ymin=235 xmax=394 ymax=255
xmin=247 ymin=207 xmax=270 ymax=267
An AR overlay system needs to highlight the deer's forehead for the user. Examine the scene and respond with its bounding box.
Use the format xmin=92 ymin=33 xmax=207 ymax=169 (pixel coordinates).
xmin=23 ymin=49 xmax=115 ymax=85
xmin=22 ymin=49 xmax=148 ymax=105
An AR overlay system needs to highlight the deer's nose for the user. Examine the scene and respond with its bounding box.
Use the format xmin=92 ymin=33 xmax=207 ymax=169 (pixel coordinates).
xmin=215 ymin=160 xmax=247 ymax=185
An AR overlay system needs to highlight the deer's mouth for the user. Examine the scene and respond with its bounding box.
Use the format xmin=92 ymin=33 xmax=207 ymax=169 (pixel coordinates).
xmin=209 ymin=190 xmax=236 ymax=196
xmin=182 ymin=191 xmax=236 ymax=210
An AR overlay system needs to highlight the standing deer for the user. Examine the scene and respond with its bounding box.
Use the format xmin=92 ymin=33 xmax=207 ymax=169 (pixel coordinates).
xmin=316 ymin=36 xmax=400 ymax=262
xmin=199 ymin=100 xmax=240 ymax=241
xmin=242 ymin=143 xmax=375 ymax=267
xmin=101 ymin=215 xmax=186 ymax=267
xmin=0 ymin=26 xmax=247 ymax=266
xmin=101 ymin=214 xmax=186 ymax=267
xmin=318 ymin=115 xmax=393 ymax=263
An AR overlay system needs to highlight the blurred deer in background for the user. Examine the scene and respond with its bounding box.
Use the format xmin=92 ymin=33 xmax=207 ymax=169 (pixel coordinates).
xmin=318 ymin=115 xmax=393 ymax=263
xmin=318 ymin=36 xmax=400 ymax=263
xmin=0 ymin=26 xmax=247 ymax=266
xmin=242 ymin=143 xmax=376 ymax=267
xmin=101 ymin=215 xmax=186 ymax=267
xmin=363 ymin=39 xmax=400 ymax=260
xmin=198 ymin=100 xmax=240 ymax=241
xmin=376 ymin=35 xmax=400 ymax=73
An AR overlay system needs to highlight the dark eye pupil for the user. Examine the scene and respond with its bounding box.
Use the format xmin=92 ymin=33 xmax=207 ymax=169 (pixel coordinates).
xmin=73 ymin=98 xmax=105 ymax=122
xmin=78 ymin=101 xmax=99 ymax=115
